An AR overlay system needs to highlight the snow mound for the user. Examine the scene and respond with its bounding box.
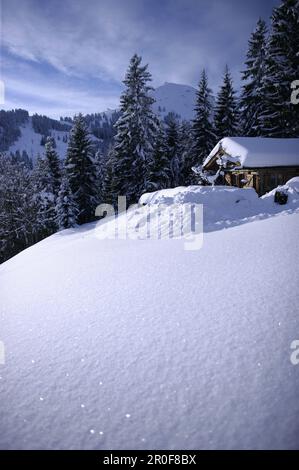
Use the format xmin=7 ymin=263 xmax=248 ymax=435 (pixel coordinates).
xmin=0 ymin=210 xmax=299 ymax=449
xmin=285 ymin=176 xmax=299 ymax=190
xmin=139 ymin=185 xmax=258 ymax=206
xmin=95 ymin=184 xmax=299 ymax=242
xmin=262 ymin=177 xmax=299 ymax=207
xmin=95 ymin=186 xmax=260 ymax=242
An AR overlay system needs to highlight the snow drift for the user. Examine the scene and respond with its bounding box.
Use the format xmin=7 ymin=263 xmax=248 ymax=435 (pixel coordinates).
xmin=0 ymin=184 xmax=299 ymax=450
xmin=120 ymin=182 xmax=299 ymax=237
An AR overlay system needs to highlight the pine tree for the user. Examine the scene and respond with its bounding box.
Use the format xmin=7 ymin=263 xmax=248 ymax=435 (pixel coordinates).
xmin=179 ymin=120 xmax=196 ymax=185
xmin=259 ymin=0 xmax=299 ymax=137
xmin=145 ymin=123 xmax=171 ymax=191
xmin=44 ymin=136 xmax=61 ymax=196
xmin=110 ymin=54 xmax=159 ymax=206
xmin=190 ymin=70 xmax=216 ymax=165
xmin=55 ymin=176 xmax=79 ymax=229
xmin=33 ymin=155 xmax=57 ymax=237
xmin=164 ymin=113 xmax=182 ymax=187
xmin=30 ymin=137 xmax=61 ymax=239
xmin=214 ymin=65 xmax=239 ymax=140
xmin=94 ymin=150 xmax=107 ymax=204
xmin=0 ymin=155 xmax=37 ymax=262
xmin=65 ymin=114 xmax=98 ymax=224
xmin=240 ymin=18 xmax=268 ymax=136
xmin=100 ymin=146 xmax=119 ymax=207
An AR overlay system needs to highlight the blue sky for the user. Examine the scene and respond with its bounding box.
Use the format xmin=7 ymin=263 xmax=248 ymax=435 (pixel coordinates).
xmin=0 ymin=0 xmax=279 ymax=118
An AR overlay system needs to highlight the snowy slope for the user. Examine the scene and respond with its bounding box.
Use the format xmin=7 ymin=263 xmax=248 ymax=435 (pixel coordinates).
xmin=2 ymin=82 xmax=197 ymax=159
xmin=9 ymin=117 xmax=70 ymax=161
xmin=99 ymin=83 xmax=198 ymax=121
xmin=0 ymin=185 xmax=299 ymax=450
xmin=152 ymin=82 xmax=196 ymax=121
xmin=8 ymin=117 xmax=102 ymax=162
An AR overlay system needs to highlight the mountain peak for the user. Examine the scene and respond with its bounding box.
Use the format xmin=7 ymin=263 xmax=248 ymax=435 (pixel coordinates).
xmin=152 ymin=82 xmax=196 ymax=121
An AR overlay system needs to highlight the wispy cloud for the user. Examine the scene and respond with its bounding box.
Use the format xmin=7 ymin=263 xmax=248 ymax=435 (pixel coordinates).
xmin=1 ymin=0 xmax=279 ymax=117
xmin=3 ymin=76 xmax=120 ymax=116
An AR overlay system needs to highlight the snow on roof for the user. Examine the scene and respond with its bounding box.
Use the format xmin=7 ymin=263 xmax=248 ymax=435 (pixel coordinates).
xmin=203 ymin=137 xmax=299 ymax=169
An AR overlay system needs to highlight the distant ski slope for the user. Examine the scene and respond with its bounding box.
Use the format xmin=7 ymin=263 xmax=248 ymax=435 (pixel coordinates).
xmin=152 ymin=82 xmax=196 ymax=121
xmin=3 ymin=82 xmax=198 ymax=160
xmin=9 ymin=117 xmax=70 ymax=161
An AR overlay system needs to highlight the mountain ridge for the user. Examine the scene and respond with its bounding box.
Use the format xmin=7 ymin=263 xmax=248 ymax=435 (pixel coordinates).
xmin=0 ymin=82 xmax=197 ymax=160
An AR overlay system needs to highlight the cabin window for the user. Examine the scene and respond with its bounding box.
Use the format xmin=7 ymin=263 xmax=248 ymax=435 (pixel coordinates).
xmin=231 ymin=173 xmax=238 ymax=186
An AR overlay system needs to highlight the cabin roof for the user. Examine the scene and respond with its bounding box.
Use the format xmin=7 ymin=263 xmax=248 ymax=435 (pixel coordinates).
xmin=203 ymin=137 xmax=299 ymax=169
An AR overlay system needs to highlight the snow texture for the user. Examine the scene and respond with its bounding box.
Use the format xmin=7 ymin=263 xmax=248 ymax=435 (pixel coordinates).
xmin=0 ymin=183 xmax=299 ymax=450
xmin=203 ymin=137 xmax=299 ymax=168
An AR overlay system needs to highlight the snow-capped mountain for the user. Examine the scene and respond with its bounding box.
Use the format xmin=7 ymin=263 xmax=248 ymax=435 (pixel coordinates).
xmin=0 ymin=82 xmax=197 ymax=161
xmin=152 ymin=82 xmax=196 ymax=121
xmin=9 ymin=117 xmax=70 ymax=161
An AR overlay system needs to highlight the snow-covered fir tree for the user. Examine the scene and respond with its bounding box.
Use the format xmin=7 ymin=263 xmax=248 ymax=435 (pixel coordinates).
xmin=33 ymin=155 xmax=57 ymax=237
xmin=0 ymin=155 xmax=36 ymax=263
xmin=214 ymin=65 xmax=239 ymax=140
xmin=65 ymin=114 xmax=98 ymax=224
xmin=56 ymin=176 xmax=79 ymax=230
xmin=179 ymin=120 xmax=196 ymax=185
xmin=164 ymin=113 xmax=182 ymax=187
xmin=109 ymin=54 xmax=159 ymax=206
xmin=145 ymin=122 xmax=171 ymax=191
xmin=258 ymin=0 xmax=299 ymax=137
xmin=93 ymin=150 xmax=107 ymax=204
xmin=240 ymin=18 xmax=268 ymax=136
xmin=44 ymin=136 xmax=61 ymax=196
xmin=100 ymin=149 xmax=117 ymax=206
xmin=190 ymin=69 xmax=216 ymax=165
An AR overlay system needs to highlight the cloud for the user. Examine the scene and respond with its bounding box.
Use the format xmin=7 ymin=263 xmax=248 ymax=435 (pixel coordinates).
xmin=2 ymin=75 xmax=120 ymax=118
xmin=1 ymin=0 xmax=279 ymax=116
xmin=2 ymin=0 xmax=143 ymax=81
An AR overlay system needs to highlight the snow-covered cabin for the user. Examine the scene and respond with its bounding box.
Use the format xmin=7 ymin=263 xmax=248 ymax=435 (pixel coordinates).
xmin=199 ymin=137 xmax=299 ymax=195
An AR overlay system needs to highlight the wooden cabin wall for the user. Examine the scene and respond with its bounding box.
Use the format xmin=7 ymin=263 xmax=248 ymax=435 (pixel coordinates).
xmin=224 ymin=167 xmax=299 ymax=196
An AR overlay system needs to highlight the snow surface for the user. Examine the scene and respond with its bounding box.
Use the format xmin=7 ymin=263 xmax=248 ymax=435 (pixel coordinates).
xmin=138 ymin=183 xmax=299 ymax=233
xmin=0 ymin=184 xmax=299 ymax=450
xmin=203 ymin=137 xmax=299 ymax=168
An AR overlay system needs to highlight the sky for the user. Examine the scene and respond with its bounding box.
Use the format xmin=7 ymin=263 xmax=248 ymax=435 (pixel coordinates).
xmin=0 ymin=0 xmax=279 ymax=119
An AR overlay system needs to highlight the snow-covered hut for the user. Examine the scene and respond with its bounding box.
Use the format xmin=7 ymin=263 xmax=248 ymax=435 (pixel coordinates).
xmin=198 ymin=137 xmax=299 ymax=195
